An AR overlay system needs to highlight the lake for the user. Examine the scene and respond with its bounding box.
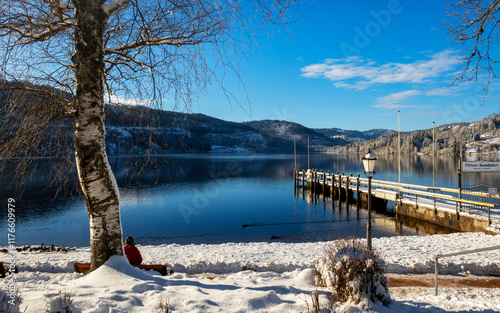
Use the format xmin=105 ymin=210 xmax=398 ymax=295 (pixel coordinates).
xmin=1 ymin=153 xmax=498 ymax=247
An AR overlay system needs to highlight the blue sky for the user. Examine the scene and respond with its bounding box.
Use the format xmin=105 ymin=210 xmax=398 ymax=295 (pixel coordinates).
xmin=192 ymin=0 xmax=500 ymax=131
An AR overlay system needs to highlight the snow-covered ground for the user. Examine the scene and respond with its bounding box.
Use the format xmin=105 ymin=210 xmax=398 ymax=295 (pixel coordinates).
xmin=2 ymin=232 xmax=500 ymax=312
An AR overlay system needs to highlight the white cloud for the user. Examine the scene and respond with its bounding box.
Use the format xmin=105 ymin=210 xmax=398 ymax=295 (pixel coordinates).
xmin=105 ymin=94 xmax=151 ymax=106
xmin=374 ymin=90 xmax=422 ymax=109
xmin=425 ymin=83 xmax=470 ymax=96
xmin=301 ymin=50 xmax=458 ymax=90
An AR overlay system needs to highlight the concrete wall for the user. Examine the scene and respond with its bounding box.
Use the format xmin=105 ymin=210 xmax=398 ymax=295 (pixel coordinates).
xmin=396 ymin=202 xmax=490 ymax=233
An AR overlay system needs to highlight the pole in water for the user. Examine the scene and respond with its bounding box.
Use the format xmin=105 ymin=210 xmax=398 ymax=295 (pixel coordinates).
xmin=294 ymin=136 xmax=297 ymax=170
xmin=433 ymin=121 xmax=435 ymax=188
xmin=398 ymin=110 xmax=401 ymax=201
xmin=307 ymin=136 xmax=310 ymax=169
xmin=458 ymin=147 xmax=462 ymax=209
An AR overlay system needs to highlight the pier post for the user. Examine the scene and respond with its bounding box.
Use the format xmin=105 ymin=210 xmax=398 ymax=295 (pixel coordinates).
xmin=356 ymin=174 xmax=360 ymax=204
xmin=323 ymin=171 xmax=326 ymax=194
xmin=315 ymin=170 xmax=318 ymax=192
xmin=312 ymin=170 xmax=315 ymax=193
xmin=302 ymin=169 xmax=305 ymax=197
xmin=310 ymin=170 xmax=313 ymax=191
xmin=341 ymin=173 xmax=345 ymax=201
xmin=332 ymin=173 xmax=336 ymax=198
xmin=327 ymin=171 xmax=331 ymax=196
xmin=348 ymin=174 xmax=352 ymax=203
xmin=337 ymin=172 xmax=341 ymax=199
xmin=302 ymin=169 xmax=305 ymax=188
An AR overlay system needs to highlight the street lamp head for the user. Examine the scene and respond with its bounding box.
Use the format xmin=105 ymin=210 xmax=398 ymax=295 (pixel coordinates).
xmin=362 ymin=148 xmax=378 ymax=178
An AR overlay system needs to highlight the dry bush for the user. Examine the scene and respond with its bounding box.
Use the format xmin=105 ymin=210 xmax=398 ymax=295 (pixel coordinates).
xmin=45 ymin=291 xmax=74 ymax=313
xmin=0 ymin=287 xmax=25 ymax=313
xmin=315 ymin=238 xmax=390 ymax=306
xmin=152 ymin=296 xmax=173 ymax=313
xmin=301 ymin=291 xmax=334 ymax=313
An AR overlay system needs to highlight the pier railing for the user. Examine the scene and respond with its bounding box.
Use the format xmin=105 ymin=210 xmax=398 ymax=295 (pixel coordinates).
xmin=294 ymin=169 xmax=498 ymax=223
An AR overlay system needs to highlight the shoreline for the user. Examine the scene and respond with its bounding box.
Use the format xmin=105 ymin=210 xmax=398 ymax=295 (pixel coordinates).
xmin=4 ymin=232 xmax=500 ymax=276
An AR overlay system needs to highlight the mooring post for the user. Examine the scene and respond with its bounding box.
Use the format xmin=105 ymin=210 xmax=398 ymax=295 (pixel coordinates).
xmin=315 ymin=170 xmax=319 ymax=204
xmin=317 ymin=170 xmax=320 ymax=192
xmin=309 ymin=169 xmax=313 ymax=192
xmin=331 ymin=173 xmax=336 ymax=198
xmin=316 ymin=170 xmax=322 ymax=193
xmin=356 ymin=174 xmax=360 ymax=203
xmin=315 ymin=170 xmax=318 ymax=193
xmin=296 ymin=170 xmax=298 ymax=187
xmin=302 ymin=170 xmax=305 ymax=197
xmin=327 ymin=171 xmax=331 ymax=194
xmin=302 ymin=169 xmax=305 ymax=188
xmin=340 ymin=173 xmax=343 ymax=198
xmin=337 ymin=172 xmax=341 ymax=197
xmin=311 ymin=169 xmax=314 ymax=191
xmin=323 ymin=171 xmax=326 ymax=194
xmin=348 ymin=174 xmax=353 ymax=202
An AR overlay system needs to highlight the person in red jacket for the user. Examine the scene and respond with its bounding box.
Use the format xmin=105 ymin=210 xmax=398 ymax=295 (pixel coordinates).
xmin=124 ymin=236 xmax=143 ymax=266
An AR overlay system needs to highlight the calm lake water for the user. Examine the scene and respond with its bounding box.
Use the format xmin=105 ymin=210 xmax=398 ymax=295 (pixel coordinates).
xmin=1 ymin=153 xmax=498 ymax=247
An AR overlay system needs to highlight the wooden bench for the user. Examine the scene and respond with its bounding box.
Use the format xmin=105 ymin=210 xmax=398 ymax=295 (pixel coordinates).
xmin=73 ymin=263 xmax=169 ymax=276
xmin=0 ymin=262 xmax=19 ymax=278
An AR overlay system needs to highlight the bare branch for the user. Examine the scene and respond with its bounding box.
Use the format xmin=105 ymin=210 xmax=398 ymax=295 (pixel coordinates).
xmin=445 ymin=0 xmax=500 ymax=95
xmin=103 ymin=0 xmax=131 ymax=18
xmin=0 ymin=0 xmax=74 ymax=44
xmin=105 ymin=35 xmax=204 ymax=54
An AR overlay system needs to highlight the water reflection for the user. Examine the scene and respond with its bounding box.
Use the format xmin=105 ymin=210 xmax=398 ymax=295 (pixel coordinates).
xmin=0 ymin=154 xmax=497 ymax=247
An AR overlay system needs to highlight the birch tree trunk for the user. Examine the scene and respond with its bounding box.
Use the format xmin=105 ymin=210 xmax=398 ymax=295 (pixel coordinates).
xmin=73 ymin=0 xmax=123 ymax=270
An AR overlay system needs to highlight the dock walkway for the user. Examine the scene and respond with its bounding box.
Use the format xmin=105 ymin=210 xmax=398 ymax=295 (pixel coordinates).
xmin=293 ymin=169 xmax=500 ymax=233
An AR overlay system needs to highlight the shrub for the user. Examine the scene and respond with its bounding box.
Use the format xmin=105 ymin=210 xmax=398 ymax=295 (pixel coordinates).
xmin=45 ymin=291 xmax=74 ymax=313
xmin=315 ymin=238 xmax=390 ymax=306
xmin=152 ymin=296 xmax=173 ymax=313
xmin=0 ymin=287 xmax=24 ymax=313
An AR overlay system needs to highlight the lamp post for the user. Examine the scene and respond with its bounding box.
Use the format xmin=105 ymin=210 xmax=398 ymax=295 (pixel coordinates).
xmin=362 ymin=148 xmax=378 ymax=250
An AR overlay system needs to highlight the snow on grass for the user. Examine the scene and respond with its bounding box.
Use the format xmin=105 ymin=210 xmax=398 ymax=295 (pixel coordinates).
xmin=2 ymin=232 xmax=500 ymax=312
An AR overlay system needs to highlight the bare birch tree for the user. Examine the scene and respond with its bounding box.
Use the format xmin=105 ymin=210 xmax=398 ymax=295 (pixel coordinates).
xmin=0 ymin=0 xmax=303 ymax=270
xmin=445 ymin=0 xmax=500 ymax=94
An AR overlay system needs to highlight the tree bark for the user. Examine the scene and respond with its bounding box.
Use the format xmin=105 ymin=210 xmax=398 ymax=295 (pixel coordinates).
xmin=73 ymin=0 xmax=123 ymax=271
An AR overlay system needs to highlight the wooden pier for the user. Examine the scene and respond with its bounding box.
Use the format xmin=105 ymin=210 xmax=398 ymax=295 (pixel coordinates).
xmin=293 ymin=169 xmax=500 ymax=233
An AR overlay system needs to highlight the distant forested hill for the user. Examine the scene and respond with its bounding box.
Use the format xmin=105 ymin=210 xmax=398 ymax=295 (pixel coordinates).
xmin=328 ymin=113 xmax=500 ymax=156
xmin=4 ymin=81 xmax=497 ymax=157
xmin=0 ymin=83 xmax=349 ymax=156
xmin=104 ymin=107 xmax=348 ymax=154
